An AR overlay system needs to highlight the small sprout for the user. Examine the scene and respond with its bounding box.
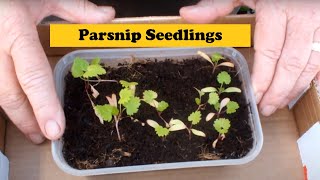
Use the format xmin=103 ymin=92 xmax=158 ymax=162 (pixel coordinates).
xmin=223 ymin=87 xmax=242 ymax=93
xmin=123 ymin=97 xmax=141 ymax=116
xmin=201 ymin=87 xmax=217 ymax=93
xmin=208 ymin=92 xmax=219 ymax=105
xmin=217 ymin=71 xmax=231 ymax=85
xmin=219 ymin=98 xmax=230 ymax=113
xmin=118 ymin=88 xmax=134 ymax=105
xmin=90 ymin=85 xmax=99 ymax=99
xmin=188 ymin=111 xmax=202 ymax=125
xmin=226 ymin=101 xmax=239 ymax=114
xmin=94 ymin=104 xmax=119 ymax=124
xmin=155 ymin=126 xmax=170 ymax=137
xmin=157 ymin=101 xmax=169 ymax=112
xmin=191 ymin=129 xmax=206 ymax=137
xmin=71 ymin=57 xmax=89 ymax=78
xmin=213 ymin=118 xmax=231 ymax=134
xmin=83 ymin=64 xmax=106 ymax=78
xmin=198 ymin=51 xmax=234 ymax=73
xmin=206 ymin=113 xmax=215 ymax=122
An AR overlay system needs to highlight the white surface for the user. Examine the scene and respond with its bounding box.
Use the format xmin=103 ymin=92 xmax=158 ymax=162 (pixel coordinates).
xmin=312 ymin=42 xmax=320 ymax=52
xmin=0 ymin=151 xmax=9 ymax=180
xmin=297 ymin=122 xmax=320 ymax=180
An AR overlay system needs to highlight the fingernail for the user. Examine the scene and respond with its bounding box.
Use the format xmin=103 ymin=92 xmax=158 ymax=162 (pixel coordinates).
xmin=29 ymin=133 xmax=45 ymax=144
xmin=45 ymin=120 xmax=61 ymax=139
xmin=255 ymin=92 xmax=263 ymax=104
xmin=99 ymin=7 xmax=115 ymax=14
xmin=261 ymin=105 xmax=277 ymax=116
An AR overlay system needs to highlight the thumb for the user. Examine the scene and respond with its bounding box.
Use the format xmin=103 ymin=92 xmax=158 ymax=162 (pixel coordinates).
xmin=51 ymin=0 xmax=115 ymax=23
xmin=180 ymin=0 xmax=241 ymax=23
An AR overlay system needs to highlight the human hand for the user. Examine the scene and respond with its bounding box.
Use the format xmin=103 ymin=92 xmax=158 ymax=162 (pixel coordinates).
xmin=180 ymin=0 xmax=320 ymax=116
xmin=0 ymin=0 xmax=114 ymax=144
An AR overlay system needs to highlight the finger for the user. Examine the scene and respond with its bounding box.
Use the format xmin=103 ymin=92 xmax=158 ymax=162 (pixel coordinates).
xmin=251 ymin=2 xmax=287 ymax=104
xmin=259 ymin=17 xmax=314 ymax=116
xmin=50 ymin=0 xmax=115 ymax=23
xmin=180 ymin=0 xmax=241 ymax=23
xmin=0 ymin=51 xmax=45 ymax=144
xmin=280 ymin=28 xmax=320 ymax=107
xmin=9 ymin=19 xmax=65 ymax=140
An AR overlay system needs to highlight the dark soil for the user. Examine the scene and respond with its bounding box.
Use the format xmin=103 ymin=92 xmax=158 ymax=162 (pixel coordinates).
xmin=63 ymin=58 xmax=253 ymax=170
xmin=89 ymin=0 xmax=200 ymax=18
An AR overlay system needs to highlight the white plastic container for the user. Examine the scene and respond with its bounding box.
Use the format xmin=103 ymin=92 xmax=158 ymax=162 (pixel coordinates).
xmin=52 ymin=47 xmax=263 ymax=176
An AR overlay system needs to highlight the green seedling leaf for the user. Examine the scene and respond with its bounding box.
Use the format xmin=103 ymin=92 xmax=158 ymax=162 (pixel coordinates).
xmin=71 ymin=57 xmax=89 ymax=78
xmin=217 ymin=62 xmax=235 ymax=68
xmin=155 ymin=126 xmax=170 ymax=137
xmin=195 ymin=98 xmax=201 ymax=105
xmin=226 ymin=101 xmax=240 ymax=114
xmin=208 ymin=92 xmax=219 ymax=105
xmin=143 ymin=90 xmax=158 ymax=104
xmin=188 ymin=111 xmax=202 ymax=125
xmin=219 ymin=98 xmax=230 ymax=113
xmin=124 ymin=97 xmax=141 ymax=116
xmin=157 ymin=101 xmax=169 ymax=112
xmin=214 ymin=118 xmax=231 ymax=134
xmin=214 ymin=102 xmax=220 ymax=112
xmin=146 ymin=120 xmax=159 ymax=128
xmin=120 ymin=80 xmax=138 ymax=89
xmin=201 ymin=87 xmax=217 ymax=93
xmin=191 ymin=129 xmax=206 ymax=137
xmin=94 ymin=104 xmax=119 ymax=123
xmin=224 ymin=87 xmax=242 ymax=93
xmin=197 ymin=51 xmax=213 ymax=65
xmin=211 ymin=53 xmax=225 ymax=63
xmin=206 ymin=113 xmax=215 ymax=122
xmin=91 ymin=57 xmax=101 ymax=65
xmin=83 ymin=64 xmax=106 ymax=78
xmin=169 ymin=124 xmax=187 ymax=131
xmin=217 ymin=71 xmax=231 ymax=85
xmin=119 ymin=88 xmax=134 ymax=105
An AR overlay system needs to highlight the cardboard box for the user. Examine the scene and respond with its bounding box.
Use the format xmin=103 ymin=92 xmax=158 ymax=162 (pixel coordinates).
xmin=1 ymin=15 xmax=318 ymax=179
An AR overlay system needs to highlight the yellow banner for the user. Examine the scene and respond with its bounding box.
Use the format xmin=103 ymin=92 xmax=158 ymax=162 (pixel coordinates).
xmin=50 ymin=24 xmax=251 ymax=47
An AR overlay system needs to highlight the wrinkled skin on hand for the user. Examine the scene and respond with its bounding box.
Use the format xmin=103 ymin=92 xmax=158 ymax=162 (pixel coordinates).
xmin=181 ymin=0 xmax=320 ymax=116
xmin=0 ymin=0 xmax=115 ymax=144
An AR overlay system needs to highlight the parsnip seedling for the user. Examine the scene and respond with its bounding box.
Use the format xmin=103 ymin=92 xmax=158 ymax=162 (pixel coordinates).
xmin=143 ymin=90 xmax=170 ymax=127
xmin=197 ymin=51 xmax=234 ymax=74
xmin=212 ymin=118 xmax=231 ymax=148
xmin=147 ymin=119 xmax=187 ymax=138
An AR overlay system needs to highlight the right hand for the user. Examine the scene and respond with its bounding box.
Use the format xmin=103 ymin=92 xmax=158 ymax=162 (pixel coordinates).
xmin=0 ymin=0 xmax=115 ymax=144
